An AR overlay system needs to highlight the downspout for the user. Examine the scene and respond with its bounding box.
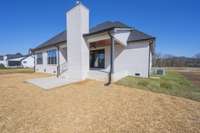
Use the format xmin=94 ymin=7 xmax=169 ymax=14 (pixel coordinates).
xmin=105 ymin=30 xmax=115 ymax=86
xmin=57 ymin=46 xmax=60 ymax=77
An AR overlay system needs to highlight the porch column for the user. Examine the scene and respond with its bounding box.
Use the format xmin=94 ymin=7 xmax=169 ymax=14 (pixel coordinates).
xmin=31 ymin=49 xmax=36 ymax=72
xmin=57 ymin=46 xmax=60 ymax=77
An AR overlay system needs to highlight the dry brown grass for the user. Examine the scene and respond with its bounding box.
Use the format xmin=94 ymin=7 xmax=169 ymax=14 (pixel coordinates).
xmin=0 ymin=68 xmax=34 ymax=75
xmin=180 ymin=72 xmax=200 ymax=88
xmin=166 ymin=67 xmax=200 ymax=72
xmin=0 ymin=73 xmax=200 ymax=133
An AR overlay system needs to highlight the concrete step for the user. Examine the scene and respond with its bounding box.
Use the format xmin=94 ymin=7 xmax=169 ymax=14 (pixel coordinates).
xmin=87 ymin=70 xmax=109 ymax=81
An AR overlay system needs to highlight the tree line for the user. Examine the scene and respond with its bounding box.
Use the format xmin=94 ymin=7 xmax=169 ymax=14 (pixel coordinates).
xmin=153 ymin=53 xmax=200 ymax=67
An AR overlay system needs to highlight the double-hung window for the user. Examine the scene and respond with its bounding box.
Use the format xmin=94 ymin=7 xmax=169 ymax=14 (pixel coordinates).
xmin=36 ymin=53 xmax=43 ymax=64
xmin=47 ymin=49 xmax=57 ymax=65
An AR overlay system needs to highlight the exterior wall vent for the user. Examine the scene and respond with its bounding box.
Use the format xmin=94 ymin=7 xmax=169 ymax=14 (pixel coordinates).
xmin=135 ymin=73 xmax=141 ymax=77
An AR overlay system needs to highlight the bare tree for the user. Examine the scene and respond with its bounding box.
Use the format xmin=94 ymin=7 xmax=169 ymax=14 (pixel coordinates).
xmin=194 ymin=53 xmax=200 ymax=58
xmin=153 ymin=53 xmax=162 ymax=67
xmin=153 ymin=53 xmax=200 ymax=67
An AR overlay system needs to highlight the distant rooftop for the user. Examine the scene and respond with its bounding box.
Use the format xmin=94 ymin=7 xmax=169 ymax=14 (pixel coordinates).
xmin=6 ymin=53 xmax=24 ymax=60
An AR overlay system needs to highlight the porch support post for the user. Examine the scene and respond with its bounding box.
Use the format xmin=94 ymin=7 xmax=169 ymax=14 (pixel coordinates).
xmin=148 ymin=40 xmax=154 ymax=78
xmin=57 ymin=46 xmax=60 ymax=77
xmin=31 ymin=50 xmax=36 ymax=72
xmin=148 ymin=43 xmax=151 ymax=78
xmin=33 ymin=53 xmax=36 ymax=72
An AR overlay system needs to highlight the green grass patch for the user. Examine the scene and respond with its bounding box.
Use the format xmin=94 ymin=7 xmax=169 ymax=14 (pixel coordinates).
xmin=116 ymin=71 xmax=200 ymax=102
xmin=0 ymin=68 xmax=34 ymax=74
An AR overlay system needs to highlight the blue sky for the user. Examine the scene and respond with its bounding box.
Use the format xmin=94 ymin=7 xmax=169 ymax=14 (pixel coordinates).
xmin=0 ymin=0 xmax=199 ymax=57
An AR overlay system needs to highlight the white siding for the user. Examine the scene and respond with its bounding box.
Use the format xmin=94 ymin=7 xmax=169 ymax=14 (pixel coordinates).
xmin=21 ymin=56 xmax=34 ymax=68
xmin=113 ymin=41 xmax=150 ymax=80
xmin=88 ymin=40 xmax=151 ymax=81
xmin=113 ymin=30 xmax=131 ymax=46
xmin=34 ymin=43 xmax=67 ymax=74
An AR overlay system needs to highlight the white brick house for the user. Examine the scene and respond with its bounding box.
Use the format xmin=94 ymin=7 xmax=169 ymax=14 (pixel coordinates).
xmin=31 ymin=2 xmax=155 ymax=84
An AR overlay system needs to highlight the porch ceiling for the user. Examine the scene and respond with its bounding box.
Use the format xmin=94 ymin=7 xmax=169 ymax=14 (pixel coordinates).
xmin=85 ymin=31 xmax=127 ymax=47
xmin=90 ymin=39 xmax=111 ymax=48
xmin=90 ymin=39 xmax=122 ymax=49
xmin=85 ymin=32 xmax=110 ymax=43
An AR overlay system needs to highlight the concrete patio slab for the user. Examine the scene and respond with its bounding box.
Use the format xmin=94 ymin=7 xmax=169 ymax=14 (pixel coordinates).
xmin=26 ymin=76 xmax=71 ymax=90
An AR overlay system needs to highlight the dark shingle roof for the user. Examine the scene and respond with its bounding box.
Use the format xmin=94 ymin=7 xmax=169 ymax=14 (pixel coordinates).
xmin=128 ymin=29 xmax=155 ymax=42
xmin=6 ymin=53 xmax=24 ymax=60
xmin=34 ymin=31 xmax=66 ymax=50
xmin=20 ymin=54 xmax=33 ymax=61
xmin=89 ymin=21 xmax=131 ymax=34
xmin=33 ymin=21 xmax=154 ymax=51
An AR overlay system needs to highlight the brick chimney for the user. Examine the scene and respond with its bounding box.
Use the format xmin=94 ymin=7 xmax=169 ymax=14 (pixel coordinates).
xmin=66 ymin=2 xmax=90 ymax=81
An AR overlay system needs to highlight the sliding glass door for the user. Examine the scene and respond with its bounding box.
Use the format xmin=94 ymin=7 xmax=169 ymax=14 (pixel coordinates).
xmin=90 ymin=49 xmax=105 ymax=69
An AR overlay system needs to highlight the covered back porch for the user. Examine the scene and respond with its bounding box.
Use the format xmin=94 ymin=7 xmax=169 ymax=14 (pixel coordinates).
xmin=86 ymin=31 xmax=125 ymax=82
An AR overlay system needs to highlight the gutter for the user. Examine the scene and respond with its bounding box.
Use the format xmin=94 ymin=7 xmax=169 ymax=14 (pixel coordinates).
xmin=127 ymin=37 xmax=156 ymax=43
xmin=31 ymin=41 xmax=66 ymax=52
xmin=83 ymin=27 xmax=132 ymax=37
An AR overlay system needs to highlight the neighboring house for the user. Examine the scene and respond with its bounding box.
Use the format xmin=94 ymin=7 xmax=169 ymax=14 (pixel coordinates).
xmin=31 ymin=2 xmax=155 ymax=83
xmin=6 ymin=53 xmax=24 ymax=68
xmin=21 ymin=55 xmax=34 ymax=68
xmin=0 ymin=55 xmax=7 ymax=67
xmin=0 ymin=53 xmax=34 ymax=68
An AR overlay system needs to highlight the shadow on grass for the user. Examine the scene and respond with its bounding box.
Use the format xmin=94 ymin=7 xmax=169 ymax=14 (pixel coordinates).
xmin=0 ymin=68 xmax=34 ymax=75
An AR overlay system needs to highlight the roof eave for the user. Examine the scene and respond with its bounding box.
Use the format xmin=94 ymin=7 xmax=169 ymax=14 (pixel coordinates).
xmin=83 ymin=27 xmax=115 ymax=37
xmin=127 ymin=37 xmax=156 ymax=43
xmin=83 ymin=26 xmax=132 ymax=37
xmin=31 ymin=40 xmax=67 ymax=52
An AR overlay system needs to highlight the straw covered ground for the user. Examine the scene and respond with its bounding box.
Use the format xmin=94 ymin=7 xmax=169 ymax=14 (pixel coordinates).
xmin=0 ymin=73 xmax=200 ymax=133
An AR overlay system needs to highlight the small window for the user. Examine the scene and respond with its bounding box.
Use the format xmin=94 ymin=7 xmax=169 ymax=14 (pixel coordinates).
xmin=47 ymin=49 xmax=57 ymax=65
xmin=36 ymin=53 xmax=43 ymax=65
xmin=23 ymin=61 xmax=27 ymax=64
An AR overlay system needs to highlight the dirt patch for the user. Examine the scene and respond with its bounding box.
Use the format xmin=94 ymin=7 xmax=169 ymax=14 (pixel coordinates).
xmin=0 ymin=73 xmax=200 ymax=133
xmin=180 ymin=72 xmax=200 ymax=88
